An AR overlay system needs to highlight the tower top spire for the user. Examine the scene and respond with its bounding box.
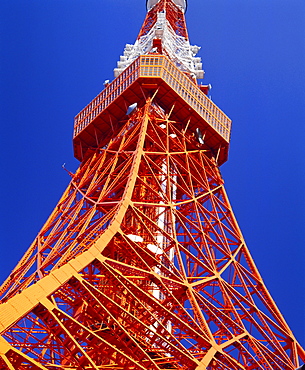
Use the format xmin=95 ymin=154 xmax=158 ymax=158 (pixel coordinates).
xmin=146 ymin=0 xmax=187 ymax=13
xmin=114 ymin=0 xmax=203 ymax=80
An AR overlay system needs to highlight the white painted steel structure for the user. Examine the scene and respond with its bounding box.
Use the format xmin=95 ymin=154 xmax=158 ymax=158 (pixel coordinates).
xmin=114 ymin=0 xmax=202 ymax=80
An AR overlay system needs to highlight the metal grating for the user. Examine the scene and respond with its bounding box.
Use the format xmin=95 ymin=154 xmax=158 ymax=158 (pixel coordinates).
xmin=74 ymin=55 xmax=231 ymax=142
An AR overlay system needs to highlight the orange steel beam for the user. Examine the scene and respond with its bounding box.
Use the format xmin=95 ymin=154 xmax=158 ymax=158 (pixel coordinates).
xmin=0 ymin=0 xmax=304 ymax=369
xmin=139 ymin=0 xmax=188 ymax=40
xmin=0 ymin=100 xmax=304 ymax=369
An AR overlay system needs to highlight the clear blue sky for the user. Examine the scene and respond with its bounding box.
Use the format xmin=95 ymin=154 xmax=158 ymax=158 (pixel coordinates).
xmin=0 ymin=0 xmax=304 ymax=346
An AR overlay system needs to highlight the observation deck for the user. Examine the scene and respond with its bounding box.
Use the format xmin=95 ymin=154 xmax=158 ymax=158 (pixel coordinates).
xmin=73 ymin=55 xmax=231 ymax=164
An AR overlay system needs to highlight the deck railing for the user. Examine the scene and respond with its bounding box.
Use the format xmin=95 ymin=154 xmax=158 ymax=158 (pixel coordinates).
xmin=74 ymin=55 xmax=231 ymax=142
xmin=74 ymin=58 xmax=141 ymax=137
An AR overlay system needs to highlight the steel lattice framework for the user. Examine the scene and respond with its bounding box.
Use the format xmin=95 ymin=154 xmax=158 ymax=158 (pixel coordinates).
xmin=0 ymin=1 xmax=304 ymax=369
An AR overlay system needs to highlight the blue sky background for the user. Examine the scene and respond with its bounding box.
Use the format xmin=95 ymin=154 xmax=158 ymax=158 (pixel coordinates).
xmin=0 ymin=0 xmax=304 ymax=347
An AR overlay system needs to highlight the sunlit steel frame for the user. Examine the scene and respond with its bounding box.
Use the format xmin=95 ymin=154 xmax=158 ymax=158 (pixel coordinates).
xmin=0 ymin=0 xmax=304 ymax=369
xmin=0 ymin=100 xmax=304 ymax=369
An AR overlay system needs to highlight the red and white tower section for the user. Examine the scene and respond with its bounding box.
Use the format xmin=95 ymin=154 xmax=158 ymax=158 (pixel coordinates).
xmin=115 ymin=0 xmax=203 ymax=81
xmin=0 ymin=1 xmax=304 ymax=369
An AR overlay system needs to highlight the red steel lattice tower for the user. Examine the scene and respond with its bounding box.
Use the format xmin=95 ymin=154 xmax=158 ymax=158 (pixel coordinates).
xmin=0 ymin=1 xmax=304 ymax=369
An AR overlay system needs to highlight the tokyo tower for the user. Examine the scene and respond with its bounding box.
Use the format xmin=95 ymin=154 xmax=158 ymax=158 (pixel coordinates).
xmin=0 ymin=0 xmax=304 ymax=368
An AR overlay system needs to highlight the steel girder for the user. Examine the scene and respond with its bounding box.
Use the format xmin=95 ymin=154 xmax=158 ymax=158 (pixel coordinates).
xmin=0 ymin=101 xmax=304 ymax=369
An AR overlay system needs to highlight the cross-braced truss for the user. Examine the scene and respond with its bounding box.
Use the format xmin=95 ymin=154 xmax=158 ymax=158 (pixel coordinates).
xmin=0 ymin=101 xmax=304 ymax=369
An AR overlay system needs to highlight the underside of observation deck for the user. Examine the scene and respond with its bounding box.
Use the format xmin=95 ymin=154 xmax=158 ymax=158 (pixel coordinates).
xmin=73 ymin=56 xmax=231 ymax=165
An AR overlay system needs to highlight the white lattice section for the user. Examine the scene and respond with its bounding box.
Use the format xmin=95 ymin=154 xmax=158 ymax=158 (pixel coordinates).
xmin=114 ymin=9 xmax=204 ymax=80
